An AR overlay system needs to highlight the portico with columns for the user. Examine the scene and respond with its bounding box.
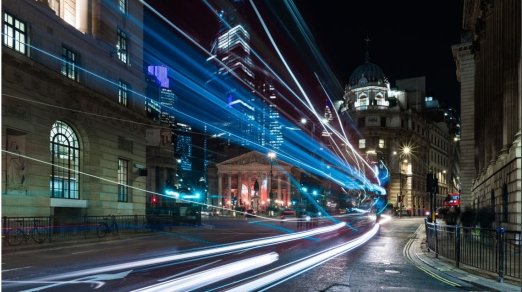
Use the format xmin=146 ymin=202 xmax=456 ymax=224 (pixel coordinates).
xmin=212 ymin=151 xmax=297 ymax=211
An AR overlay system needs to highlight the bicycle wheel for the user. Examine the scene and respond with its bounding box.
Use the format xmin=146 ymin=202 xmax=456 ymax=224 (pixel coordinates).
xmin=7 ymin=228 xmax=25 ymax=246
xmin=31 ymin=227 xmax=48 ymax=244
xmin=96 ymin=223 xmax=109 ymax=238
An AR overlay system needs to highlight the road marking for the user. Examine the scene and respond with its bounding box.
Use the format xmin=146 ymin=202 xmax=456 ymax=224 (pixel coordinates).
xmin=404 ymin=233 xmax=461 ymax=288
xmin=3 ymin=266 xmax=32 ymax=272
xmin=384 ymin=270 xmax=400 ymax=273
xmin=157 ymin=259 xmax=222 ymax=281
xmin=71 ymin=250 xmax=94 ymax=255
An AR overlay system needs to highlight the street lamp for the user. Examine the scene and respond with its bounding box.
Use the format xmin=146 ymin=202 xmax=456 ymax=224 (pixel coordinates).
xmin=395 ymin=146 xmax=412 ymax=218
xmin=267 ymin=151 xmax=276 ymax=212
xmin=300 ymin=118 xmax=316 ymax=140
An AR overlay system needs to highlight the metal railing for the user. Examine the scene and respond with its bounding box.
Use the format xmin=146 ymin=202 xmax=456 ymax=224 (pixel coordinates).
xmin=2 ymin=215 xmax=153 ymax=247
xmin=425 ymin=219 xmax=521 ymax=282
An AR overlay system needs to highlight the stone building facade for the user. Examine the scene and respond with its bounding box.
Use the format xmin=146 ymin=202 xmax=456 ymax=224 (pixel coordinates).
xmin=2 ymin=0 xmax=156 ymax=218
xmin=338 ymin=58 xmax=458 ymax=215
xmin=454 ymin=0 xmax=521 ymax=231
xmin=208 ymin=151 xmax=303 ymax=212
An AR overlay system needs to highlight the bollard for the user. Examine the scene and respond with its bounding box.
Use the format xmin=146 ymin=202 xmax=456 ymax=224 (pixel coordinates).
xmin=497 ymin=227 xmax=505 ymax=283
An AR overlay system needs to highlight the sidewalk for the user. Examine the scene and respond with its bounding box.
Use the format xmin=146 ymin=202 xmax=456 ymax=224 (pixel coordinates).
xmin=408 ymin=223 xmax=521 ymax=292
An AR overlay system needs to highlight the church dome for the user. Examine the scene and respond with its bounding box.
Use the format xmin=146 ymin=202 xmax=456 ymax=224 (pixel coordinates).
xmin=348 ymin=61 xmax=388 ymax=87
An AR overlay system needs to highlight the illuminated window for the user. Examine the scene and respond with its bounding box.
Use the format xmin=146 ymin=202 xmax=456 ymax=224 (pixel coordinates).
xmin=50 ymin=121 xmax=79 ymax=199
xmin=3 ymin=12 xmax=27 ymax=55
xmin=359 ymin=139 xmax=366 ymax=149
xmin=117 ymin=29 xmax=128 ymax=63
xmin=118 ymin=81 xmax=129 ymax=106
xmin=379 ymin=139 xmax=385 ymax=148
xmin=61 ymin=46 xmax=79 ymax=81
xmin=119 ymin=0 xmax=128 ymax=14
xmin=118 ymin=159 xmax=128 ymax=202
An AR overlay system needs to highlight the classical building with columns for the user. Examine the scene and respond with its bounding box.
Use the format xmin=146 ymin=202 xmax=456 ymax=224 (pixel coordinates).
xmin=207 ymin=151 xmax=309 ymax=212
xmin=453 ymin=0 xmax=521 ymax=231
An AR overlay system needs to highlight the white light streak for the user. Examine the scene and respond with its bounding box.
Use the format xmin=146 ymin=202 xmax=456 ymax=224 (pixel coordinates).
xmin=36 ymin=223 xmax=345 ymax=281
xmin=228 ymin=224 xmax=379 ymax=291
xmin=133 ymin=253 xmax=278 ymax=292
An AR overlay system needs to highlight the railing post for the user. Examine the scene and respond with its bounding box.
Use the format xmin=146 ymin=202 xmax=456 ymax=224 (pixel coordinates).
xmin=424 ymin=218 xmax=430 ymax=252
xmin=47 ymin=216 xmax=52 ymax=242
xmin=497 ymin=227 xmax=505 ymax=283
xmin=83 ymin=215 xmax=88 ymax=239
xmin=455 ymin=224 xmax=460 ymax=268
xmin=434 ymin=220 xmax=439 ymax=258
xmin=48 ymin=216 xmax=53 ymax=242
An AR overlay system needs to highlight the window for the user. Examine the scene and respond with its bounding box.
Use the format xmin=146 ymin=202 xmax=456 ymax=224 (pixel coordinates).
xmin=118 ymin=158 xmax=129 ymax=202
xmin=61 ymin=46 xmax=79 ymax=81
xmin=502 ymin=184 xmax=508 ymax=222
xmin=378 ymin=139 xmax=385 ymax=148
xmin=117 ymin=29 xmax=128 ymax=63
xmin=119 ymin=0 xmax=128 ymax=13
xmin=50 ymin=121 xmax=79 ymax=199
xmin=119 ymin=81 xmax=129 ymax=106
xmin=3 ymin=12 xmax=27 ymax=55
xmin=359 ymin=139 xmax=366 ymax=149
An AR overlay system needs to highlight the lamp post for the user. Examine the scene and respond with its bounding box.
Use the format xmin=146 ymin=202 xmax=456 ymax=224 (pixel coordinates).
xmin=267 ymin=151 xmax=276 ymax=213
xmin=395 ymin=146 xmax=411 ymax=218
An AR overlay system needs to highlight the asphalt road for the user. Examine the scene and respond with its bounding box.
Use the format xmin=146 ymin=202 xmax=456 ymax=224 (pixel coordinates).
xmin=1 ymin=215 xmax=492 ymax=291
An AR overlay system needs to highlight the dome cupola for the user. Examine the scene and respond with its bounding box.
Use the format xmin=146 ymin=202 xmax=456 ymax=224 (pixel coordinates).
xmin=348 ymin=62 xmax=388 ymax=87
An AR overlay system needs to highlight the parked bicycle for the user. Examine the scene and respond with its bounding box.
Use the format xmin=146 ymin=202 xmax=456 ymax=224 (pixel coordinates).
xmin=6 ymin=219 xmax=48 ymax=246
xmin=96 ymin=215 xmax=119 ymax=238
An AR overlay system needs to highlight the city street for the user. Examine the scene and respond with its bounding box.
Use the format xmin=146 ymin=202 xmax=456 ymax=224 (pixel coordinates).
xmin=1 ymin=216 xmax=495 ymax=291
xmin=2 ymin=0 xmax=521 ymax=291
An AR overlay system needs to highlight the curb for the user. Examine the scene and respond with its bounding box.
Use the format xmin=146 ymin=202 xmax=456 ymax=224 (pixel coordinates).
xmin=410 ymin=224 xmax=521 ymax=292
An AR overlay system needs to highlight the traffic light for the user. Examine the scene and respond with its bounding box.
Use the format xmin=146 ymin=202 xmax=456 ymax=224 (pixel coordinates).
xmin=426 ymin=173 xmax=434 ymax=193
xmin=151 ymin=195 xmax=158 ymax=205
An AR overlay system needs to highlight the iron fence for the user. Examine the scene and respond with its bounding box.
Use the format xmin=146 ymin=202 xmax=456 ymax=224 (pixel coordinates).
xmin=425 ymin=219 xmax=521 ymax=282
xmin=2 ymin=215 xmax=152 ymax=248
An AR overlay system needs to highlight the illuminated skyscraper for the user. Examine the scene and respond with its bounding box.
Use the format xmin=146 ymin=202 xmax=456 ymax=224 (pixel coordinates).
xmin=147 ymin=65 xmax=177 ymax=126
xmin=211 ymin=2 xmax=258 ymax=147
xmin=176 ymin=123 xmax=193 ymax=173
xmin=260 ymin=78 xmax=283 ymax=150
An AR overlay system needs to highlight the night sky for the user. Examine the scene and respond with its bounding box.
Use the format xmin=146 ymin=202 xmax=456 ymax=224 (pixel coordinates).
xmin=294 ymin=0 xmax=463 ymax=111
xmin=146 ymin=0 xmax=463 ymax=112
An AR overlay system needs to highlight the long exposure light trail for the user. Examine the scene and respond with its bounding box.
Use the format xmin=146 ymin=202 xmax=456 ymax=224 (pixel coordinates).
xmin=132 ymin=253 xmax=279 ymax=292
xmin=226 ymin=224 xmax=380 ymax=292
xmin=3 ymin=0 xmax=387 ymax=224
xmin=248 ymin=0 xmax=382 ymax=193
xmin=28 ymin=222 xmax=346 ymax=282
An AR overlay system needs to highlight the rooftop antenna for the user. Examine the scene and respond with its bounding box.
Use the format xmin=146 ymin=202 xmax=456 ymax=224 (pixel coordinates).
xmin=364 ymin=34 xmax=371 ymax=63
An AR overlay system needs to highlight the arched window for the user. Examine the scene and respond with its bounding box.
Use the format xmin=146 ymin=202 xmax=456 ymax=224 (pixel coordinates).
xmin=50 ymin=121 xmax=79 ymax=199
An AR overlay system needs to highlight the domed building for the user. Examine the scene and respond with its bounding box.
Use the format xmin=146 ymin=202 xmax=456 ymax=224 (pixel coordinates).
xmin=337 ymin=50 xmax=458 ymax=216
xmin=341 ymin=53 xmax=390 ymax=112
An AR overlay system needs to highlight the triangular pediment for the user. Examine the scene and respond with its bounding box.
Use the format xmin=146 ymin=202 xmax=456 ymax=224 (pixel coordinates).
xmin=217 ymin=151 xmax=289 ymax=167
